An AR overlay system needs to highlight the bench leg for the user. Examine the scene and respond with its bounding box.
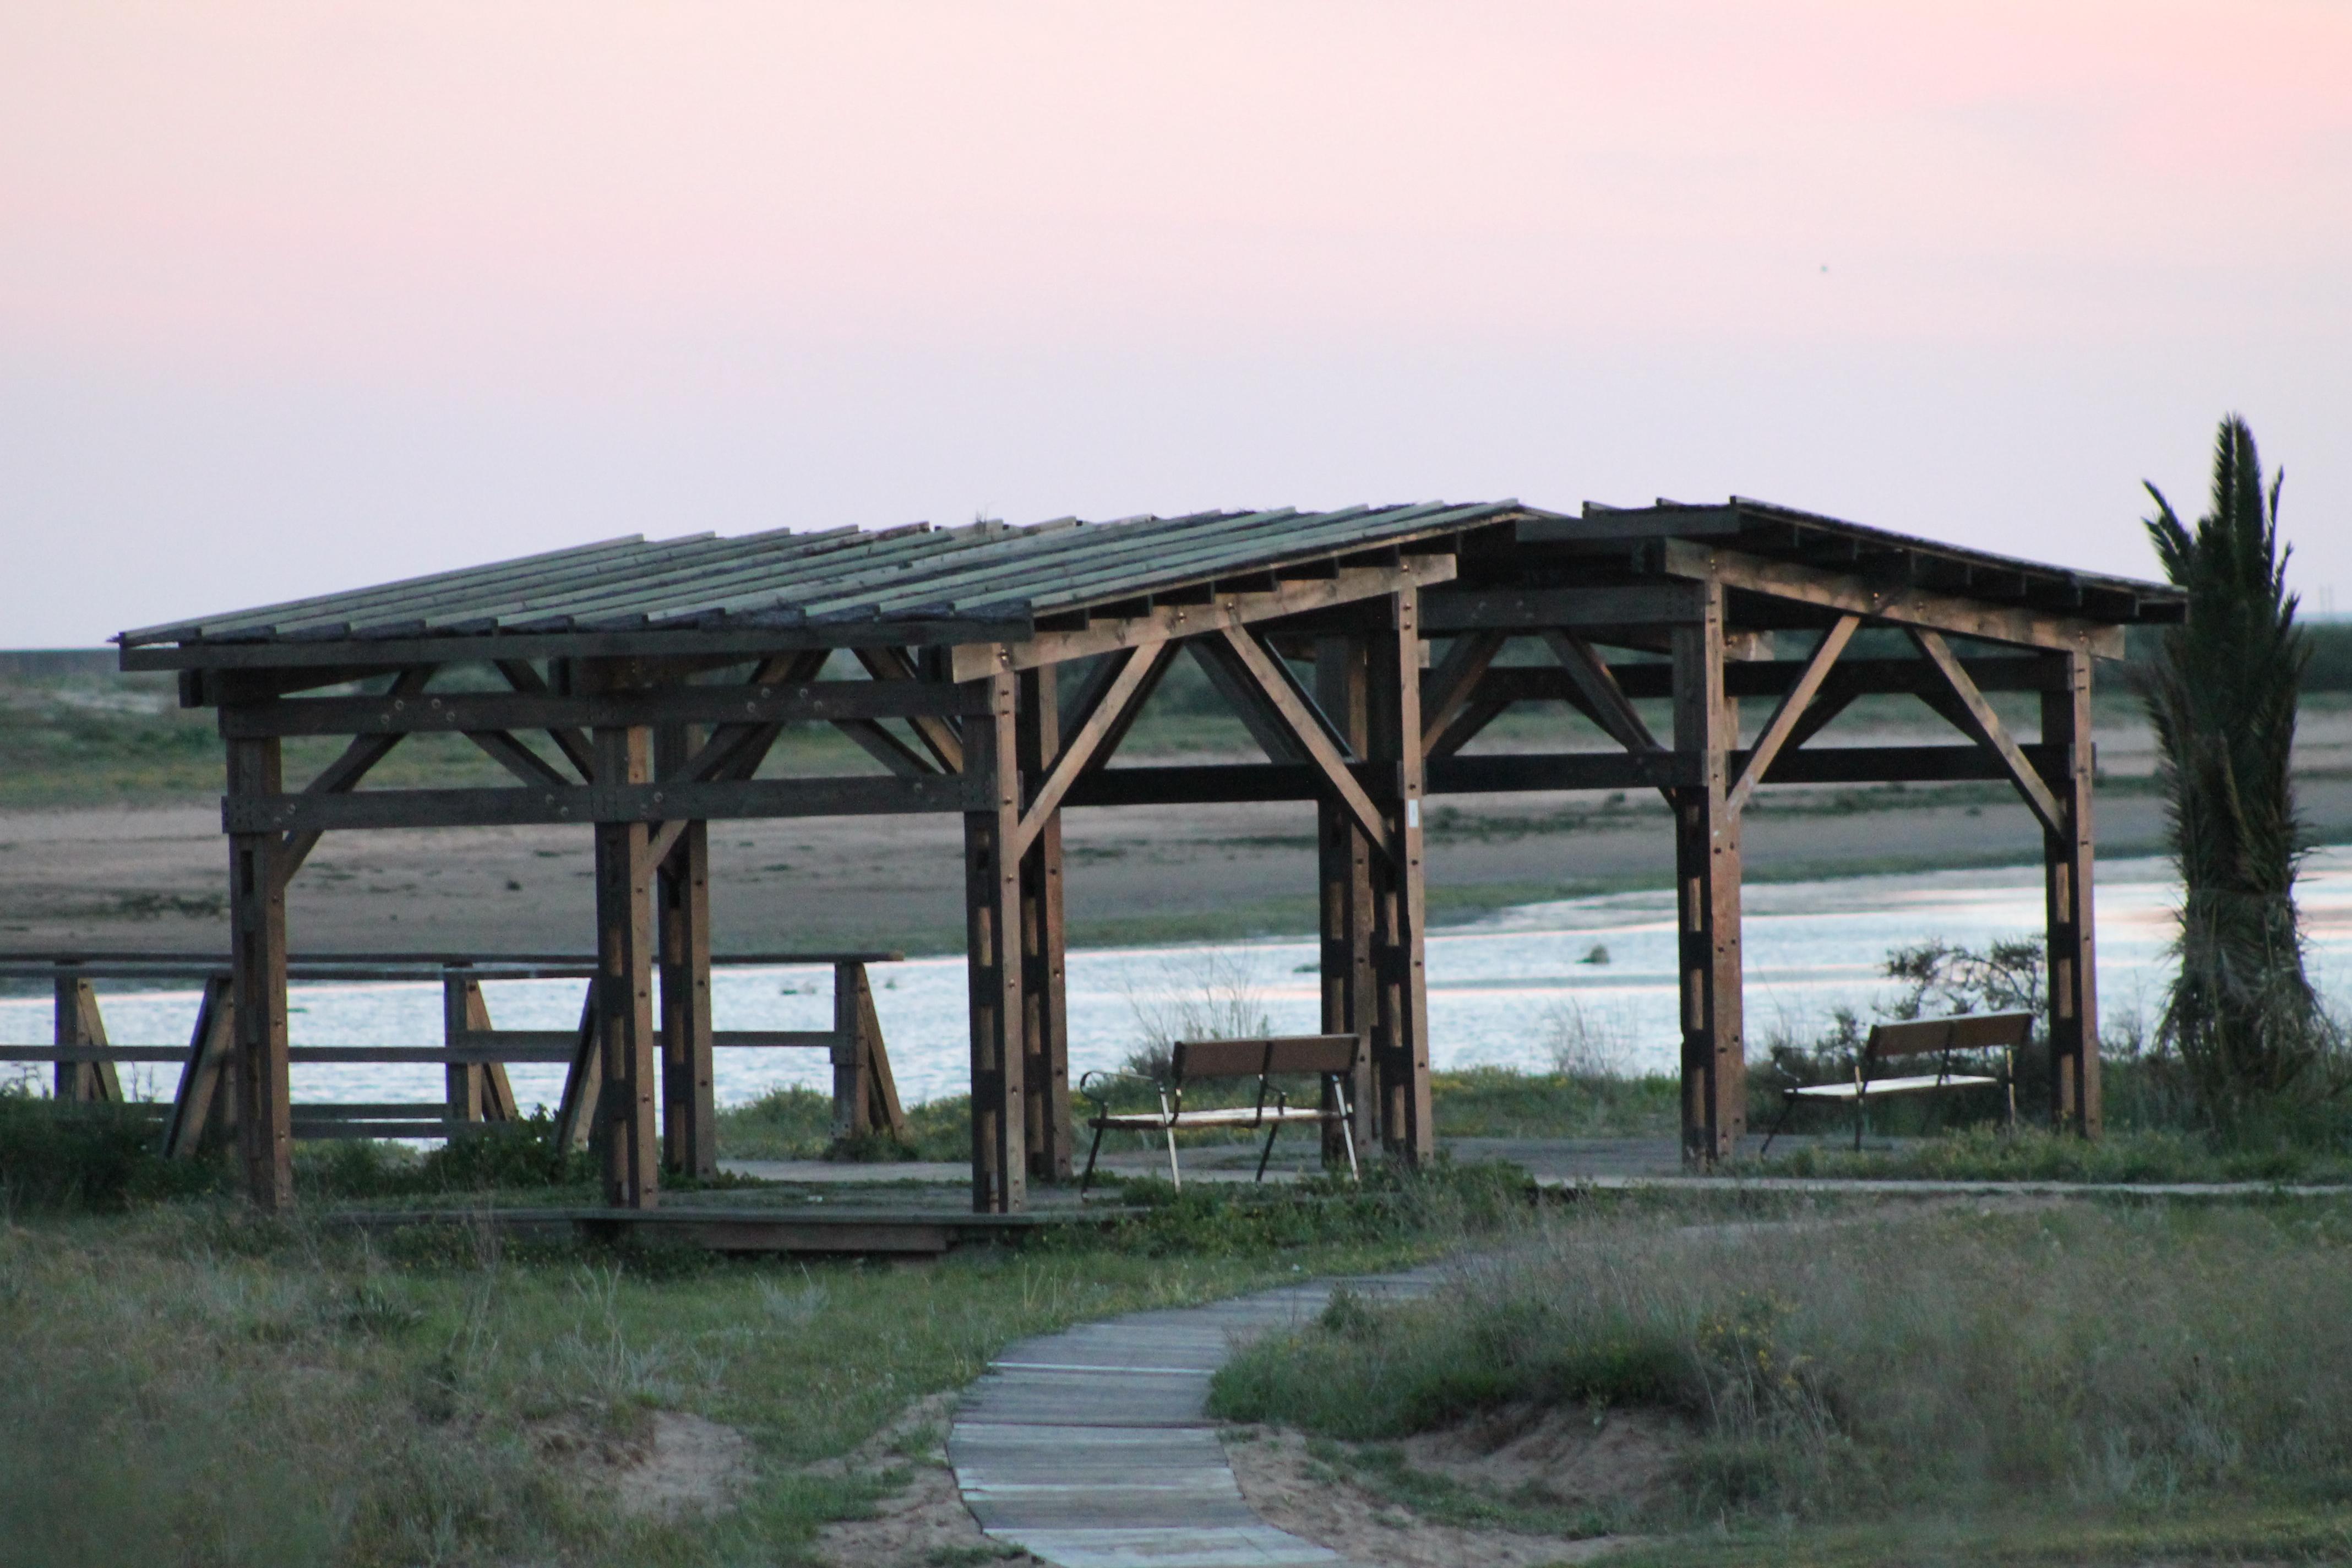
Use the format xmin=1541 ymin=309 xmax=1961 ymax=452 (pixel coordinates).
xmin=1255 ymin=1121 xmax=1281 ymax=1183
xmin=1758 ymin=1092 xmax=1799 ymax=1157
xmin=1165 ymin=1121 xmax=1182 ymax=1191
xmin=1855 ymin=1096 xmax=1867 ymax=1152
xmin=1078 ymin=1124 xmax=1107 ymax=1195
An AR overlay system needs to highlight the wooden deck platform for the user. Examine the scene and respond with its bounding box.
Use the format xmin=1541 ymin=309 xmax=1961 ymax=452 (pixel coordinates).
xmin=327 ymin=1202 xmax=1121 ymax=1256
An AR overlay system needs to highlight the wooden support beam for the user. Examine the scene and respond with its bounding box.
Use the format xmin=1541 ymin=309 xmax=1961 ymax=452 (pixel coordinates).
xmin=1211 ymin=625 xmax=1393 ymax=858
xmin=1543 ymin=631 xmax=1663 ymax=754
xmin=955 ymin=557 xmax=1458 ymax=678
xmin=1189 ymin=636 xmax=1313 ymax=763
xmin=833 ymin=718 xmax=939 ymax=777
xmin=1364 ymin=590 xmax=1434 ymax=1163
xmin=855 ymin=646 xmax=966 ymax=772
xmin=1648 ymin=539 xmax=2127 ymax=657
xmin=1316 ymin=635 xmax=1377 ymax=1163
xmin=1418 ymin=632 xmax=1506 ymax=753
xmin=223 ymin=674 xmax=978 ymax=738
xmin=228 ymin=735 xmax=293 ymax=1210
xmin=1421 ymin=582 xmax=1707 ymax=632
xmin=591 ymin=720 xmax=660 ymax=1208
xmin=268 ymin=667 xmax=434 ymax=889
xmin=654 ymin=728 xmax=716 ymax=1177
xmin=496 ymin=659 xmax=596 ymax=780
xmin=1725 ymin=614 xmax=1859 ymax=818
xmin=51 ymin=975 xmax=122 ymax=1104
xmin=1907 ymin=629 xmax=2066 ymax=835
xmin=466 ymin=729 xmax=572 ymax=787
xmin=829 ymin=961 xmax=907 ymax=1142
xmin=2044 ymin=650 xmax=2101 ymax=1136
xmin=1426 ymin=692 xmax=1512 ymax=759
xmin=439 ymin=974 xmax=518 ymax=1125
xmin=127 ymin=618 xmax=1036 ymax=674
xmin=1779 ymin=677 xmax=1859 ymax=754
xmin=962 ymin=670 xmax=1026 ymax=1213
xmin=163 ymin=975 xmax=235 ymax=1158
xmin=1016 ymin=665 xmax=1072 ymax=1183
xmin=673 ymin=650 xmax=829 ymax=783
xmin=1672 ymin=580 xmax=1745 ymax=1167
xmin=552 ymin=986 xmax=600 ymax=1153
xmin=1010 ymin=644 xmax=1167 ymax=858
xmin=226 ymin=771 xmax=972 ymax=832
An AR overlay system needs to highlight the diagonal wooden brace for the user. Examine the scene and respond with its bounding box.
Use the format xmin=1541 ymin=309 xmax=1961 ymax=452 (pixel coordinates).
xmin=1008 ymin=643 xmax=1169 ymax=861
xmin=1726 ymin=613 xmax=1860 ymax=817
xmin=1211 ymin=626 xmax=1393 ymax=860
xmin=1908 ymin=628 xmax=2067 ymax=836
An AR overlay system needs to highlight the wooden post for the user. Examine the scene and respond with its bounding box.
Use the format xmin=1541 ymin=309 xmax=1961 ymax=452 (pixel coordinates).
xmin=1016 ymin=665 xmax=1072 ymax=1183
xmin=963 ymin=667 xmax=1026 ymax=1213
xmin=2043 ymin=648 xmax=2101 ymax=1136
xmin=1672 ymin=579 xmax=1745 ymax=1165
xmin=1364 ymin=591 xmax=1434 ymax=1164
xmin=52 ymin=972 xmax=122 ymax=1104
xmin=227 ymin=734 xmax=292 ymax=1210
xmin=1315 ymin=634 xmax=1376 ymax=1162
xmin=592 ymin=720 xmax=660 ymax=1208
xmin=655 ymin=727 xmax=716 ymax=1177
xmin=831 ymin=960 xmax=869 ymax=1141
xmin=442 ymin=971 xmax=486 ymax=1126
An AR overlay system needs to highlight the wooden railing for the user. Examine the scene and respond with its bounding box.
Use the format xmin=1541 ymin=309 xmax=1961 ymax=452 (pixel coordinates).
xmin=0 ymin=951 xmax=906 ymax=1156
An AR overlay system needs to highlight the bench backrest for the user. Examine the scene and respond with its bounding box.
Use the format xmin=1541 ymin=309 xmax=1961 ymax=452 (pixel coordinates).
xmin=1865 ymin=1012 xmax=2033 ymax=1063
xmin=1171 ymin=1035 xmax=1360 ymax=1086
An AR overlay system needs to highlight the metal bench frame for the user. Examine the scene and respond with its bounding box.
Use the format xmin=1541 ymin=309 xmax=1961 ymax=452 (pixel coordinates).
xmin=1761 ymin=1011 xmax=2031 ymax=1154
xmin=1076 ymin=1033 xmax=1363 ymax=1193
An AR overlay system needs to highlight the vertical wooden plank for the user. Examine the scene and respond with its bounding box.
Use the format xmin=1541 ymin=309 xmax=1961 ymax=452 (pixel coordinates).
xmin=592 ymin=721 xmax=660 ymax=1208
xmin=831 ymin=960 xmax=870 ymax=1141
xmin=1016 ymin=664 xmax=1072 ymax=1183
xmin=442 ymin=971 xmax=485 ymax=1125
xmin=963 ymin=668 xmax=1026 ymax=1213
xmin=227 ymin=733 xmax=292 ymax=1210
xmin=655 ymin=725 xmax=716 ymax=1175
xmin=1672 ymin=579 xmax=1746 ymax=1166
xmin=1364 ymin=590 xmax=1434 ymax=1164
xmin=1315 ymin=634 xmax=1376 ymax=1163
xmin=2043 ymin=649 xmax=2101 ymax=1136
xmin=164 ymin=974 xmax=235 ymax=1158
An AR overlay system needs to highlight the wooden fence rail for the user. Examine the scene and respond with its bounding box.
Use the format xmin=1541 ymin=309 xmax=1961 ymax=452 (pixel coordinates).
xmin=0 ymin=952 xmax=906 ymax=1158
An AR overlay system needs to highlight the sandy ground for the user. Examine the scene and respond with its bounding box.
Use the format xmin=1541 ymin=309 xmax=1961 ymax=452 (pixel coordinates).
xmin=3 ymin=712 xmax=2349 ymax=958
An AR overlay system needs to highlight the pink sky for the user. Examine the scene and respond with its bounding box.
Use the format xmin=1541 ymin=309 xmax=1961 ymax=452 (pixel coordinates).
xmin=4 ymin=2 xmax=2347 ymax=642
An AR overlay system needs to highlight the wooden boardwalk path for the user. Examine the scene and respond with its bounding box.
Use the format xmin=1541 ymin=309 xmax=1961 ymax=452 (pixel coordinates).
xmin=951 ymin=1269 xmax=1442 ymax=1567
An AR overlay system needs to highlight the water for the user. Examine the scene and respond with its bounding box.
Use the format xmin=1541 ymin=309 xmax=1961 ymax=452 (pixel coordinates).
xmin=8 ymin=847 xmax=2349 ymax=1111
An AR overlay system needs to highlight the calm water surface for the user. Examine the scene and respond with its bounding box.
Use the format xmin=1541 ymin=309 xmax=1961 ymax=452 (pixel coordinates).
xmin=8 ymin=847 xmax=2348 ymax=1111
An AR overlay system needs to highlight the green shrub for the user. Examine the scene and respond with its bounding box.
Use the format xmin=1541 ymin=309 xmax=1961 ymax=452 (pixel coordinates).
xmin=0 ymin=1089 xmax=222 ymax=1211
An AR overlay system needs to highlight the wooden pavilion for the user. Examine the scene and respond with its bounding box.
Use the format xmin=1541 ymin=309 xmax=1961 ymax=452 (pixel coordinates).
xmin=117 ymin=498 xmax=2183 ymax=1213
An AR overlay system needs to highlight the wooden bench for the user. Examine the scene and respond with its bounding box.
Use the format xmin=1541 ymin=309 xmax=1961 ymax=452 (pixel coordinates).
xmin=1076 ymin=1034 xmax=1362 ymax=1193
xmin=1761 ymin=1011 xmax=2030 ymax=1153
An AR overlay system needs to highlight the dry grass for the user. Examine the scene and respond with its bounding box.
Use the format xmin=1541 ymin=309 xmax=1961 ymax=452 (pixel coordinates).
xmin=1213 ymin=1196 xmax=2352 ymax=1557
xmin=0 ymin=1190 xmax=1456 ymax=1567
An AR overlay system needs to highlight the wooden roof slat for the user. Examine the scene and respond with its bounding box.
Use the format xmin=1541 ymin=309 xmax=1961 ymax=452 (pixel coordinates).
xmin=826 ymin=509 xmax=1322 ymax=620
xmin=126 ymin=492 xmax=2176 ymax=660
xmin=118 ymin=536 xmax=663 ymax=644
xmin=227 ymin=534 xmax=755 ymax=641
xmin=482 ymin=526 xmax=933 ymax=631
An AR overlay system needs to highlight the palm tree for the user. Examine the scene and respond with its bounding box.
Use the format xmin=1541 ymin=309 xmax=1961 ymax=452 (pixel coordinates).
xmin=2141 ymin=415 xmax=2322 ymax=1121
